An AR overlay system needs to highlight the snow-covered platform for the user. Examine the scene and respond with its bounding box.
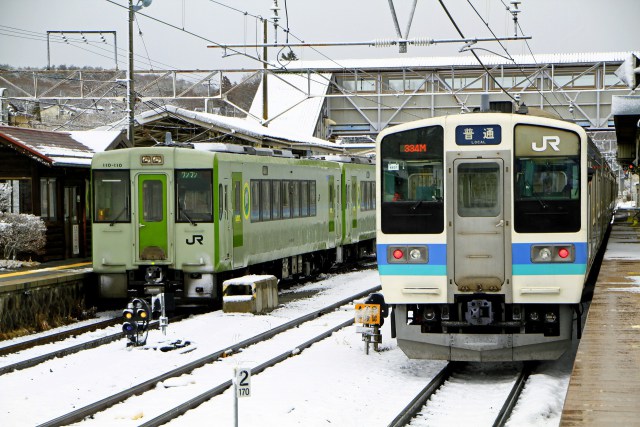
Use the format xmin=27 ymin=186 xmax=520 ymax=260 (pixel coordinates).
xmin=561 ymin=209 xmax=640 ymax=425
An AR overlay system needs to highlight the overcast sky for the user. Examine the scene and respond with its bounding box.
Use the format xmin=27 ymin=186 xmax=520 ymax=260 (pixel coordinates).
xmin=1 ymin=0 xmax=638 ymax=71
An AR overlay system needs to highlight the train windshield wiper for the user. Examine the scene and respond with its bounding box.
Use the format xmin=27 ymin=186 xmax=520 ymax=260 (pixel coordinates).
xmin=411 ymin=200 xmax=423 ymax=210
xmin=109 ymin=207 xmax=127 ymax=226
xmin=181 ymin=208 xmax=197 ymax=226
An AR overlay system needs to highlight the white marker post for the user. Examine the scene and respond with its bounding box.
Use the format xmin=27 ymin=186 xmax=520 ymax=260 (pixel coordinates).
xmin=233 ymin=367 xmax=252 ymax=426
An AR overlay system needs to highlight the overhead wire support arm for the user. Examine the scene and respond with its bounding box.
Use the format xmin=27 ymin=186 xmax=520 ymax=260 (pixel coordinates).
xmin=206 ymin=36 xmax=531 ymax=51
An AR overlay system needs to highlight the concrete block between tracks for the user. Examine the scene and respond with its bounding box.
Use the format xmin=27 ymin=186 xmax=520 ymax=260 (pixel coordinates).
xmin=222 ymin=275 xmax=278 ymax=314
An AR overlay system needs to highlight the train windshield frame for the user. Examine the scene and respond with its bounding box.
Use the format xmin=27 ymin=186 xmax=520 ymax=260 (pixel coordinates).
xmin=513 ymin=124 xmax=581 ymax=233
xmin=93 ymin=170 xmax=131 ymax=223
xmin=380 ymin=125 xmax=444 ymax=234
xmin=175 ymin=169 xmax=213 ymax=223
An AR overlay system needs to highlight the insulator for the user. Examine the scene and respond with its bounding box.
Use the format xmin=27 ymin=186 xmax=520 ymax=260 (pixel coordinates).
xmin=411 ymin=38 xmax=434 ymax=46
xmin=373 ymin=39 xmax=395 ymax=48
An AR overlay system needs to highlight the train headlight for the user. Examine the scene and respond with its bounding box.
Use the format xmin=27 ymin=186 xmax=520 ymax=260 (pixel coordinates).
xmin=387 ymin=246 xmax=428 ymax=263
xmin=539 ymin=248 xmax=552 ymax=261
xmin=545 ymin=312 xmax=557 ymax=323
xmin=531 ymin=244 xmax=575 ymax=263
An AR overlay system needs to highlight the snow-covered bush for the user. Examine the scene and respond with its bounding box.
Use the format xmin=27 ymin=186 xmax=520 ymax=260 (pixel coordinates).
xmin=0 ymin=213 xmax=47 ymax=260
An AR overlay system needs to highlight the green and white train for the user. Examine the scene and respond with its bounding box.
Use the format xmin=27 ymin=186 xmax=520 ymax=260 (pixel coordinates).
xmin=91 ymin=144 xmax=375 ymax=305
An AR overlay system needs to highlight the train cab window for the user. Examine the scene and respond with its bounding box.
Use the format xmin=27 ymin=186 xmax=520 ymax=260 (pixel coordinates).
xmin=175 ymin=170 xmax=213 ymax=223
xmin=93 ymin=170 xmax=130 ymax=223
xmin=514 ymin=125 xmax=580 ymax=233
xmin=380 ymin=125 xmax=444 ymax=234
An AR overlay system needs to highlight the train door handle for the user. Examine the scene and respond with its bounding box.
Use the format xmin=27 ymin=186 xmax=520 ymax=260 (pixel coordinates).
xmin=139 ymin=223 xmax=146 ymax=228
xmin=495 ymin=220 xmax=504 ymax=227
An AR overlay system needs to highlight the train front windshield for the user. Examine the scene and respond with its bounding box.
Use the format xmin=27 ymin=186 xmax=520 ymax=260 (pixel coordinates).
xmin=176 ymin=170 xmax=213 ymax=223
xmin=93 ymin=170 xmax=130 ymax=223
xmin=514 ymin=125 xmax=580 ymax=233
xmin=380 ymin=125 xmax=444 ymax=234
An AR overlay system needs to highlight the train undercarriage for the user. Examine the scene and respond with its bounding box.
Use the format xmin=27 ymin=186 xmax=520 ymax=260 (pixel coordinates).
xmin=391 ymin=296 xmax=578 ymax=361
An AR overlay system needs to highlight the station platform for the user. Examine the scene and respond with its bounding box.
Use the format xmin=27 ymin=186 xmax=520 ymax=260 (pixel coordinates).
xmin=561 ymin=209 xmax=640 ymax=425
xmin=0 ymin=259 xmax=94 ymax=337
xmin=0 ymin=258 xmax=92 ymax=292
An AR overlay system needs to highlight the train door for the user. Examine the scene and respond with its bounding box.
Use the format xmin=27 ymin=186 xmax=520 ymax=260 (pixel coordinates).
xmin=232 ymin=172 xmax=244 ymax=268
xmin=136 ymin=173 xmax=168 ymax=261
xmin=452 ymin=158 xmax=505 ymax=291
xmin=217 ymin=176 xmax=232 ymax=267
xmin=63 ymin=186 xmax=81 ymax=257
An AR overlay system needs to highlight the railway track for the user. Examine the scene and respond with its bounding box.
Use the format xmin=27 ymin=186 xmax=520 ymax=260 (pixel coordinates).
xmin=390 ymin=361 xmax=534 ymax=426
xmin=29 ymin=284 xmax=380 ymax=426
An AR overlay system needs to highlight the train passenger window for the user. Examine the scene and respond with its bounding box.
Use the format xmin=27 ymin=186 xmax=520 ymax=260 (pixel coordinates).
xmin=93 ymin=170 xmax=130 ymax=223
xmin=282 ymin=181 xmax=291 ymax=218
xmin=291 ymin=181 xmax=300 ymax=218
xmin=250 ymin=181 xmax=260 ymax=222
xmin=310 ymin=181 xmax=317 ymax=216
xmin=272 ymin=180 xmax=281 ymax=220
xmin=175 ymin=170 xmax=212 ymax=223
xmin=261 ymin=180 xmax=272 ymax=221
xmin=301 ymin=181 xmax=309 ymax=216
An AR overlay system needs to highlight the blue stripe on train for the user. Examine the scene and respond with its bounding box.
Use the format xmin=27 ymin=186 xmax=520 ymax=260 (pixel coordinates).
xmin=512 ymin=242 xmax=587 ymax=275
xmin=377 ymin=243 xmax=446 ymax=276
xmin=376 ymin=242 xmax=587 ymax=276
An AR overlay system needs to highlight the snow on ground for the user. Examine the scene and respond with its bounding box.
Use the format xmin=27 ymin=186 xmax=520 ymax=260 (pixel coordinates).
xmin=0 ymin=267 xmax=580 ymax=427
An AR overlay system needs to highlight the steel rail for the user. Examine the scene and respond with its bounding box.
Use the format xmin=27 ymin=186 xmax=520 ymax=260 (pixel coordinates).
xmin=387 ymin=362 xmax=459 ymax=427
xmin=36 ymin=285 xmax=381 ymax=427
xmin=0 ymin=317 xmax=119 ymax=357
xmin=140 ymin=317 xmax=355 ymax=426
xmin=492 ymin=362 xmax=535 ymax=427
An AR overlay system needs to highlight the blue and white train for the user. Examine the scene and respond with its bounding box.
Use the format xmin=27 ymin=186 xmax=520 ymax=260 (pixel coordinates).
xmin=376 ymin=110 xmax=616 ymax=361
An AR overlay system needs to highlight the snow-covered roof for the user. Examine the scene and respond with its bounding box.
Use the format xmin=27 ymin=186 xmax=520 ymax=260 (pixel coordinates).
xmin=0 ymin=126 xmax=125 ymax=167
xmin=280 ymin=51 xmax=638 ymax=71
xmin=249 ymin=73 xmax=331 ymax=137
xmin=97 ymin=105 xmax=344 ymax=152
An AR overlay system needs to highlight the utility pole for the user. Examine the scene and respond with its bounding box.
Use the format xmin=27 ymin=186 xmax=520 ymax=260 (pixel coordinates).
xmin=262 ymin=19 xmax=268 ymax=124
xmin=128 ymin=0 xmax=135 ymax=145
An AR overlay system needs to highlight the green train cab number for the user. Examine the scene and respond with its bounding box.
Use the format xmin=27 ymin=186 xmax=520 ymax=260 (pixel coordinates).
xmin=102 ymin=163 xmax=123 ymax=168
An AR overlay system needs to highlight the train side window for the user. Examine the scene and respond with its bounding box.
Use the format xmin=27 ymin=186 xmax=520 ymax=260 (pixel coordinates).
xmin=272 ymin=180 xmax=281 ymax=220
xmin=291 ymin=181 xmax=300 ymax=218
xmin=93 ymin=170 xmax=130 ymax=223
xmin=301 ymin=181 xmax=309 ymax=217
xmin=250 ymin=180 xmax=260 ymax=222
xmin=282 ymin=180 xmax=291 ymax=218
xmin=310 ymin=181 xmax=316 ymax=216
xmin=261 ymin=180 xmax=272 ymax=221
